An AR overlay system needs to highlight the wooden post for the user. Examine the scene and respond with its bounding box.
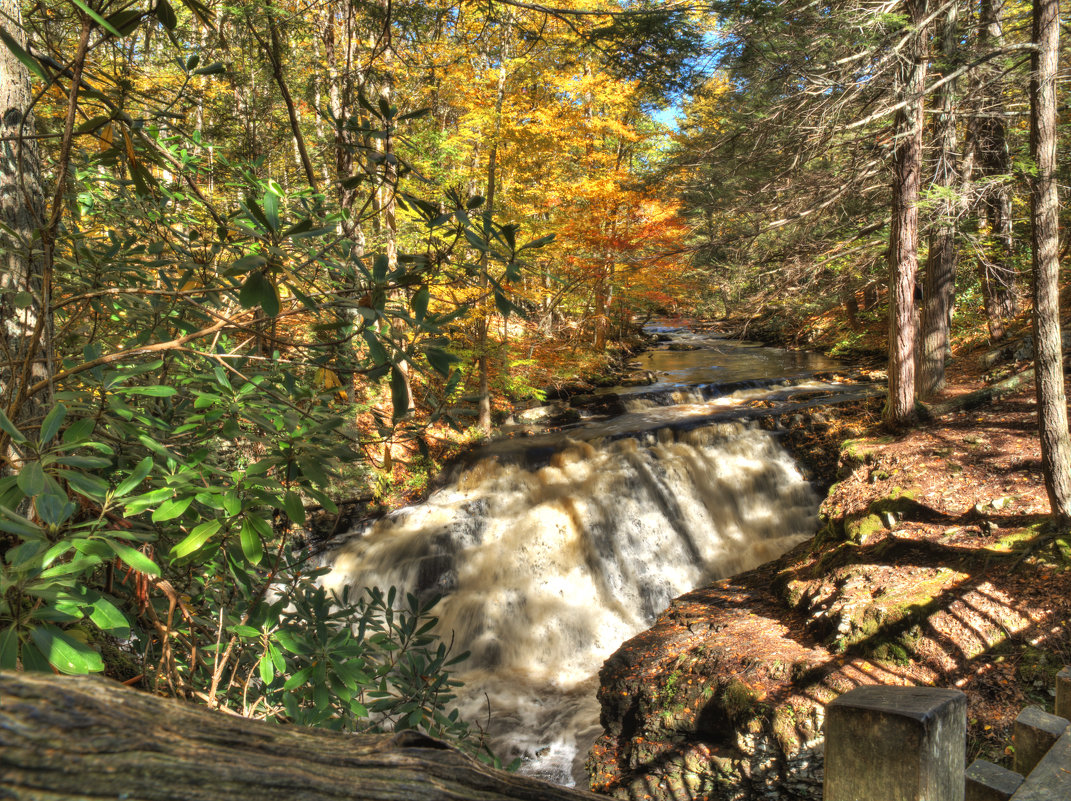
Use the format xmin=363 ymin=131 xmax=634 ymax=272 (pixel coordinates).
xmin=1012 ymin=706 xmax=1068 ymax=776
xmin=965 ymin=759 xmax=1024 ymax=801
xmin=1055 ymin=666 xmax=1070 ymax=721
xmin=824 ymin=686 xmax=966 ymax=801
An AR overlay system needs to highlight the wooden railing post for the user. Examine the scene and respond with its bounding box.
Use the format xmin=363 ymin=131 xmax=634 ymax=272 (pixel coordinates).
xmin=1056 ymin=666 xmax=1070 ymax=721
xmin=824 ymin=686 xmax=966 ymax=801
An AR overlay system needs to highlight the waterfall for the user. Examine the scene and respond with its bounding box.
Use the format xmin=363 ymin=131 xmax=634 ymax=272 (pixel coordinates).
xmin=323 ymin=420 xmax=819 ymax=785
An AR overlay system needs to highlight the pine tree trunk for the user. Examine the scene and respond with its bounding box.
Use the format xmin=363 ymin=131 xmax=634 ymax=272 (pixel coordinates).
xmin=0 ymin=0 xmax=49 ymax=449
xmin=884 ymin=0 xmax=929 ymax=425
xmin=976 ymin=0 xmax=1018 ymax=343
xmin=918 ymin=2 xmax=960 ymax=399
xmin=1029 ymin=0 xmax=1071 ymax=519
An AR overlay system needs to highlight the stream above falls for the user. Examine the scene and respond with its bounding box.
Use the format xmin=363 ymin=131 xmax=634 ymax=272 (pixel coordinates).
xmin=321 ymin=327 xmax=877 ymax=786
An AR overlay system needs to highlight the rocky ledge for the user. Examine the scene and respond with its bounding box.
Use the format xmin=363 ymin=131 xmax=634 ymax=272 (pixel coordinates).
xmin=586 ymin=544 xmax=828 ymax=801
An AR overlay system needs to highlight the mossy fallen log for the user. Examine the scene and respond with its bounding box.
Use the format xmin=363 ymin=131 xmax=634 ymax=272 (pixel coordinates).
xmin=919 ymin=367 xmax=1034 ymax=419
xmin=0 ymin=672 xmax=600 ymax=801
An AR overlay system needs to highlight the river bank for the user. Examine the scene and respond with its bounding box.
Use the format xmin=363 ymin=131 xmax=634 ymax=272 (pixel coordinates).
xmin=586 ymin=321 xmax=1071 ymax=799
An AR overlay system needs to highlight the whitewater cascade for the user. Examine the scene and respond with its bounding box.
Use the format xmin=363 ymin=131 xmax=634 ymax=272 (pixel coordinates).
xmin=323 ymin=418 xmax=820 ymax=784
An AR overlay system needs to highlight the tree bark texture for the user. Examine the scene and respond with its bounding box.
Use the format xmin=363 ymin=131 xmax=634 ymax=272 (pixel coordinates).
xmin=0 ymin=0 xmax=49 ymax=440
xmin=976 ymin=0 xmax=1018 ymax=342
xmin=476 ymin=41 xmax=509 ymax=435
xmin=1029 ymin=0 xmax=1071 ymax=519
xmin=918 ymin=2 xmax=960 ymax=399
xmin=0 ymin=672 xmax=601 ymax=801
xmin=884 ymin=0 xmax=928 ymax=425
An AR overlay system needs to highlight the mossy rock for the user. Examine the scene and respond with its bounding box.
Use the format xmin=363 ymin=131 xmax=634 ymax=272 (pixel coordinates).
xmin=845 ymin=513 xmax=884 ymax=544
xmin=721 ymin=678 xmax=758 ymax=723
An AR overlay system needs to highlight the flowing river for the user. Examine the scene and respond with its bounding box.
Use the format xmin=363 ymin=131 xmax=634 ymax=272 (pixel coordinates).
xmin=322 ymin=326 xmax=869 ymax=785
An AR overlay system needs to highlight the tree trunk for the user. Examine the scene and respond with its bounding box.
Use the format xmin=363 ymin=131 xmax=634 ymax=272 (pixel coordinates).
xmin=1029 ymin=0 xmax=1071 ymax=519
xmin=476 ymin=46 xmax=509 ymax=435
xmin=884 ymin=0 xmax=929 ymax=425
xmin=917 ymin=2 xmax=960 ymax=399
xmin=0 ymin=672 xmax=600 ymax=801
xmin=976 ymin=0 xmax=1018 ymax=343
xmin=0 ymin=0 xmax=49 ymax=452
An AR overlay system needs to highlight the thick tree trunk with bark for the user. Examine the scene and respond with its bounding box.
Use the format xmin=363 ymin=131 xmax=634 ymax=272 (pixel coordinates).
xmin=0 ymin=672 xmax=599 ymax=801
xmin=1029 ymin=0 xmax=1071 ymax=519
xmin=884 ymin=0 xmax=929 ymax=425
xmin=918 ymin=3 xmax=960 ymax=399
xmin=0 ymin=0 xmax=49 ymax=444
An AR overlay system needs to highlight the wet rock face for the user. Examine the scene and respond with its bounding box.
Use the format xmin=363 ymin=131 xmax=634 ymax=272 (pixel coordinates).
xmin=586 ymin=558 xmax=830 ymax=801
xmin=588 ymin=640 xmax=826 ymax=801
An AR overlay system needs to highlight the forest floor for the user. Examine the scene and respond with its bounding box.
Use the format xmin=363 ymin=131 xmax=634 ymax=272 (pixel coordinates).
xmin=589 ymin=310 xmax=1071 ymax=797
xmin=770 ymin=303 xmax=1070 ymax=766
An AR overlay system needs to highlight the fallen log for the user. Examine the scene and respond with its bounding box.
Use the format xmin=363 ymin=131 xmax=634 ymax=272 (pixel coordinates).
xmin=919 ymin=367 xmax=1034 ymax=420
xmin=0 ymin=672 xmax=601 ymax=801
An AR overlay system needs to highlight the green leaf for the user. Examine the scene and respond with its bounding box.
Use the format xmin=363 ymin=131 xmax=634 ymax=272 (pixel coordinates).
xmin=263 ymin=189 xmax=280 ymax=232
xmin=86 ymin=593 xmax=130 ymax=637
xmin=55 ymin=455 xmax=112 ymax=469
xmin=0 ymin=506 xmax=44 ymax=539
xmin=123 ymin=385 xmax=178 ymax=397
xmin=20 ymin=641 xmax=52 ymax=672
xmin=225 ymin=253 xmax=268 ymax=275
xmin=463 ymin=228 xmax=490 ymax=252
xmin=60 ymin=469 xmax=109 ymax=502
xmin=0 ymin=626 xmax=18 ymax=670
xmin=276 ymin=630 xmax=311 ymax=656
xmin=30 ymin=625 xmax=104 ymax=674
xmin=239 ymin=518 xmax=263 ymax=565
xmin=521 ymin=233 xmax=556 ymax=250
xmin=114 ymin=456 xmax=154 ymax=498
xmin=108 ymin=540 xmax=160 ymax=576
xmin=390 ymin=365 xmax=410 ymax=421
xmin=423 ymin=347 xmax=456 ymax=378
xmin=104 ymin=9 xmax=144 ymax=36
xmin=259 ymin=654 xmax=275 ymax=684
xmin=411 ymin=286 xmax=429 ymax=322
xmin=0 ymin=407 xmax=27 ymax=443
xmin=222 ymin=492 xmax=241 ymax=516
xmin=170 ymin=519 xmax=221 ymax=559
xmin=284 ymin=491 xmax=306 ymax=526
xmin=282 ymin=664 xmax=312 ymax=689
xmin=35 ymin=491 xmax=77 ymax=526
xmin=268 ymin=641 xmax=285 ymax=673
xmin=62 ymin=417 xmax=96 ymax=445
xmin=70 ymin=0 xmax=125 ymax=37
xmin=0 ymin=27 xmax=49 ymax=81
xmin=156 ymin=0 xmax=178 ymax=29
xmin=17 ymin=462 xmax=46 ymax=497
xmin=152 ymin=495 xmax=193 ymax=522
xmin=239 ymin=271 xmax=280 ymax=317
xmin=494 ymin=289 xmax=515 ymax=319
